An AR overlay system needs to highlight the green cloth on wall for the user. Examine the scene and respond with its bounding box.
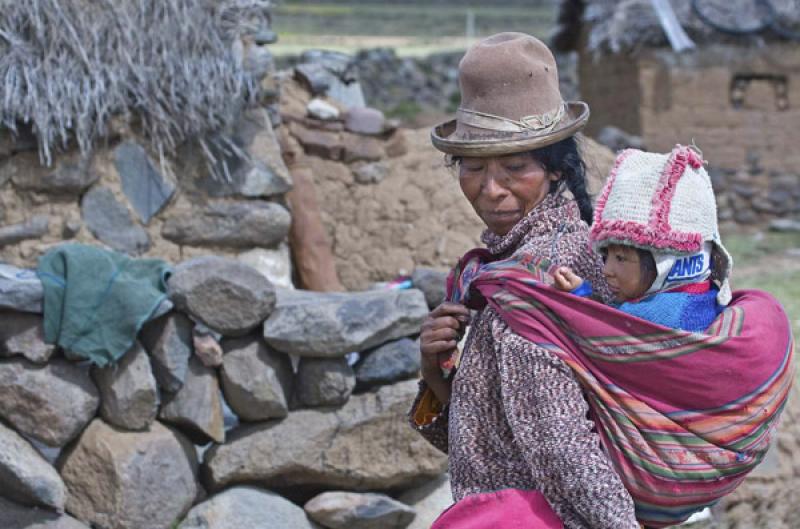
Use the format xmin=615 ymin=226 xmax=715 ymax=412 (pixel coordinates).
xmin=37 ymin=243 xmax=172 ymax=366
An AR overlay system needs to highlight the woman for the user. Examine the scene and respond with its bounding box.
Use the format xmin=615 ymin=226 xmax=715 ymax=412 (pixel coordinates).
xmin=409 ymin=33 xmax=640 ymax=528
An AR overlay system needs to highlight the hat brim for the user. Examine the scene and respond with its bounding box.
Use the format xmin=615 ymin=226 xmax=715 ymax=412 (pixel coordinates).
xmin=430 ymin=101 xmax=590 ymax=156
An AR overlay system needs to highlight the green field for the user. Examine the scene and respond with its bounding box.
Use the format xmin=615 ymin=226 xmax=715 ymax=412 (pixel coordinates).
xmin=270 ymin=2 xmax=557 ymax=56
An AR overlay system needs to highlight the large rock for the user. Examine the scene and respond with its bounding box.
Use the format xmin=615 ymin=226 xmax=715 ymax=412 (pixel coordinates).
xmin=344 ymin=107 xmax=386 ymax=135
xmin=411 ymin=267 xmax=448 ymax=309
xmin=58 ymin=419 xmax=199 ymax=529
xmin=7 ymin=151 xmax=97 ymax=195
xmin=0 ymin=496 xmax=89 ymax=529
xmin=91 ymin=342 xmax=159 ymax=431
xmin=220 ymin=336 xmax=293 ymax=421
xmin=162 ymin=200 xmax=290 ymax=249
xmin=0 ymin=215 xmax=50 ymax=246
xmin=262 ymin=288 xmax=427 ymax=357
xmin=0 ymin=311 xmax=55 ymax=363
xmin=0 ymin=264 xmax=43 ymax=313
xmin=178 ymin=486 xmax=318 ymax=529
xmin=203 ymin=379 xmax=447 ymax=491
xmin=160 ymin=357 xmax=225 ymax=444
xmin=168 ymin=256 xmax=277 ymax=336
xmin=194 ymin=109 xmax=292 ymax=198
xmin=139 ymin=312 xmax=193 ymax=393
xmin=399 ymin=474 xmax=452 ymax=529
xmin=114 ymin=141 xmax=176 ymax=223
xmin=304 ymin=491 xmax=416 ymax=529
xmin=355 ymin=338 xmax=420 ymax=390
xmin=295 ymin=357 xmax=355 ymax=408
xmin=81 ymin=186 xmax=150 ymax=254
xmin=0 ymin=421 xmax=66 ymax=510
xmin=0 ymin=358 xmax=99 ymax=447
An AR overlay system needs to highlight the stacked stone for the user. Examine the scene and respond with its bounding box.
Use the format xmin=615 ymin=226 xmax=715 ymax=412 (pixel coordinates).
xmin=0 ymin=256 xmax=451 ymax=529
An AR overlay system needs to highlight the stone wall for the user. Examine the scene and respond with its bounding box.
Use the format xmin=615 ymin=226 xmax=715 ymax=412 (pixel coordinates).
xmin=579 ymin=43 xmax=800 ymax=226
xmin=0 ymin=255 xmax=449 ymax=529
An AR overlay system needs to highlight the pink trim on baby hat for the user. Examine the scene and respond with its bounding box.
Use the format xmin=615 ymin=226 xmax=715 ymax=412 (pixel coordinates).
xmin=591 ymin=219 xmax=704 ymax=251
xmin=648 ymin=145 xmax=704 ymax=235
xmin=591 ymin=148 xmax=636 ymax=233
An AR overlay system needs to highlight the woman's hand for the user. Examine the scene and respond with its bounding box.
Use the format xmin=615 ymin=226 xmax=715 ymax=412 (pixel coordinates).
xmin=419 ymin=302 xmax=471 ymax=405
xmin=553 ymin=266 xmax=584 ymax=292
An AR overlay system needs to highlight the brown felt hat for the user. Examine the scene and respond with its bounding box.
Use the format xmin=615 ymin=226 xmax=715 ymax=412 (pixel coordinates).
xmin=431 ymin=32 xmax=590 ymax=156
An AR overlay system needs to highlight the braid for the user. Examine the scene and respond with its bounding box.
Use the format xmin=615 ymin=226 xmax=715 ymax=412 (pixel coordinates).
xmin=531 ymin=136 xmax=594 ymax=225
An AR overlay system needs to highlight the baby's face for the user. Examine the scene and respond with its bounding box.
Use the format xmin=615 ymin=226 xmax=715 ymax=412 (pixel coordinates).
xmin=602 ymin=245 xmax=653 ymax=302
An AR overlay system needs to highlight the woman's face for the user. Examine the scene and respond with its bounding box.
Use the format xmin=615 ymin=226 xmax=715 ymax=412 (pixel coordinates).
xmin=602 ymin=244 xmax=655 ymax=302
xmin=458 ymin=153 xmax=557 ymax=236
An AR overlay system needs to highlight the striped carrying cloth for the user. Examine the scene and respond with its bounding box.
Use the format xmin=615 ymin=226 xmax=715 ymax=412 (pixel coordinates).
xmin=448 ymin=248 xmax=795 ymax=528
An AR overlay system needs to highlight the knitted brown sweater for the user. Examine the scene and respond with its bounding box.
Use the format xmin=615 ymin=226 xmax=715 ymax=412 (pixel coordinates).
xmin=410 ymin=193 xmax=640 ymax=529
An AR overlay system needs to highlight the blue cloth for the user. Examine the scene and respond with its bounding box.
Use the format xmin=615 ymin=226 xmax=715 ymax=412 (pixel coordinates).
xmin=571 ymin=281 xmax=723 ymax=332
xmin=616 ymin=289 xmax=724 ymax=332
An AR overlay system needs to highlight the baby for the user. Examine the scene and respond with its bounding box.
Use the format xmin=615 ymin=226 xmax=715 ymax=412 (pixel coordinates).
xmin=553 ymin=145 xmax=732 ymax=332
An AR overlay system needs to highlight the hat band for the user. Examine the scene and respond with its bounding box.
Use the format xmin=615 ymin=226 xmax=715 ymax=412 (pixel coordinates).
xmin=457 ymin=103 xmax=565 ymax=134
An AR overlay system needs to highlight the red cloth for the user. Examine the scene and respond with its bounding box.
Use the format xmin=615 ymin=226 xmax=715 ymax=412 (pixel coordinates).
xmin=432 ymin=489 xmax=563 ymax=529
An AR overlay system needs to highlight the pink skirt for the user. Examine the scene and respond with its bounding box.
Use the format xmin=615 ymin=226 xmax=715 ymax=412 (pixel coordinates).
xmin=431 ymin=488 xmax=563 ymax=529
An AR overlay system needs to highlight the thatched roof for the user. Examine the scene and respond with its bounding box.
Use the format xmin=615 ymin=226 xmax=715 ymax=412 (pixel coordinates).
xmin=552 ymin=0 xmax=800 ymax=54
xmin=0 ymin=0 xmax=272 ymax=165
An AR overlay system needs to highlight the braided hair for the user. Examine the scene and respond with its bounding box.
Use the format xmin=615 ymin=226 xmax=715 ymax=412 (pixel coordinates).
xmin=530 ymin=136 xmax=594 ymax=225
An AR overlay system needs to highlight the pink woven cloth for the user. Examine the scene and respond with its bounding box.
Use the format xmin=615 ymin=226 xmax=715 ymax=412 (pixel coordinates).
xmin=431 ymin=489 xmax=563 ymax=529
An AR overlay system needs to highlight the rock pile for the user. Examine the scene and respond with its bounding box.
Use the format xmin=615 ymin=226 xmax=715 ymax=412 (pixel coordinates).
xmin=0 ymin=257 xmax=449 ymax=529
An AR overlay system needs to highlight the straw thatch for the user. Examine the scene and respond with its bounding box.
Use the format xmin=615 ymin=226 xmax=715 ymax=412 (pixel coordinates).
xmin=552 ymin=0 xmax=800 ymax=54
xmin=0 ymin=0 xmax=272 ymax=166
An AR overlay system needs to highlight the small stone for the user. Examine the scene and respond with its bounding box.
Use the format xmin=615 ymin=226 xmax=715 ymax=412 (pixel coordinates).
xmin=115 ymin=141 xmax=176 ymax=224
xmin=295 ymin=357 xmax=355 ymax=408
xmin=308 ymin=98 xmax=341 ymax=121
xmin=0 ymin=421 xmax=66 ymax=510
xmin=178 ymin=486 xmax=318 ymax=529
xmin=344 ymin=107 xmax=386 ymax=135
xmin=355 ymin=338 xmax=420 ymax=389
xmin=0 ymin=496 xmax=89 ymax=529
xmin=193 ymin=333 xmax=224 ymax=368
xmin=220 ymin=335 xmax=293 ymax=421
xmin=0 ymin=264 xmax=43 ymax=313
xmin=411 ymin=267 xmax=448 ymax=309
xmin=263 ymin=288 xmax=427 ymax=357
xmin=62 ymin=216 xmax=82 ymax=239
xmin=81 ymin=186 xmax=150 ymax=255
xmin=8 ymin=151 xmax=97 ymax=195
xmin=0 ymin=358 xmax=99 ymax=447
xmin=769 ymin=218 xmax=800 ymax=232
xmin=342 ymin=132 xmax=384 ymax=163
xmin=0 ymin=311 xmax=55 ymax=363
xmin=304 ymin=491 xmax=416 ymax=529
xmin=168 ymin=256 xmax=277 ymax=337
xmin=0 ymin=215 xmax=49 ymax=247
xmin=353 ymin=162 xmax=389 ymax=185
xmin=162 ymin=200 xmax=290 ymax=249
xmin=289 ymin=121 xmax=343 ymax=160
xmin=59 ymin=419 xmax=199 ymax=529
xmin=91 ymin=342 xmax=159 ymax=431
xmin=160 ymin=357 xmax=225 ymax=444
xmin=237 ymin=244 xmax=294 ymax=289
xmin=140 ymin=312 xmax=193 ymax=393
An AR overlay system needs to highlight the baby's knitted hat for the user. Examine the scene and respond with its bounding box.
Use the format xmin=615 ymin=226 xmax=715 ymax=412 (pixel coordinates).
xmin=590 ymin=145 xmax=733 ymax=305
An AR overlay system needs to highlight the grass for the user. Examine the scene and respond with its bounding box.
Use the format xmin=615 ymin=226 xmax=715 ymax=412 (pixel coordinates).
xmin=270 ymin=2 xmax=556 ymax=56
xmin=721 ymin=229 xmax=800 ymax=337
